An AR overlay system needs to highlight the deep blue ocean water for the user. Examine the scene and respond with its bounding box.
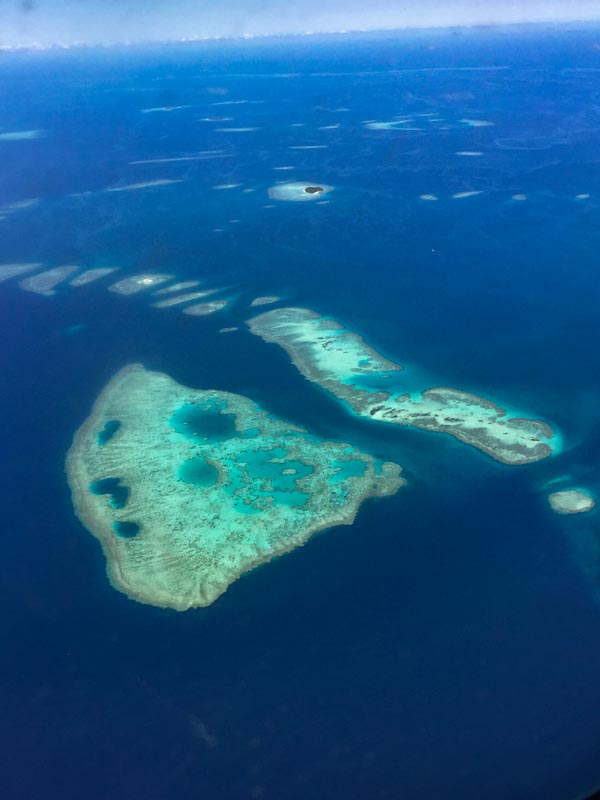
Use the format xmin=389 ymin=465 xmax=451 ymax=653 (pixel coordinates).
xmin=1 ymin=25 xmax=600 ymax=800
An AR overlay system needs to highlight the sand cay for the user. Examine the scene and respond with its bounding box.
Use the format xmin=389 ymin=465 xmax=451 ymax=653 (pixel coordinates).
xmin=268 ymin=182 xmax=334 ymax=202
xmin=109 ymin=274 xmax=173 ymax=295
xmin=247 ymin=307 xmax=558 ymax=466
xmin=66 ymin=364 xmax=404 ymax=610
xmin=548 ymin=489 xmax=595 ymax=515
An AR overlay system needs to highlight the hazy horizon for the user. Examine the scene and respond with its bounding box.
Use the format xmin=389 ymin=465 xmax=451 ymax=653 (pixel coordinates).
xmin=1 ymin=0 xmax=600 ymax=48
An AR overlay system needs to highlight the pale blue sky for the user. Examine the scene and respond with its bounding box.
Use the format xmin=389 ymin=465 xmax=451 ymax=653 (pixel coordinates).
xmin=1 ymin=0 xmax=600 ymax=47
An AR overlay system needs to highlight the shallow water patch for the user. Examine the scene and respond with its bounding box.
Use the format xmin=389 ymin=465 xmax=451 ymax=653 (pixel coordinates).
xmin=89 ymin=477 xmax=129 ymax=509
xmin=177 ymin=456 xmax=218 ymax=488
xmin=112 ymin=521 xmax=140 ymax=538
xmin=330 ymin=459 xmax=367 ymax=483
xmin=97 ymin=420 xmax=121 ymax=446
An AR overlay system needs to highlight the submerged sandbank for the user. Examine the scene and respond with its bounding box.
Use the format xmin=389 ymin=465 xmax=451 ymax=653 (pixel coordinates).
xmin=19 ymin=265 xmax=78 ymax=295
xmin=109 ymin=274 xmax=173 ymax=295
xmin=154 ymin=281 xmax=201 ymax=295
xmin=250 ymin=296 xmax=280 ymax=307
xmin=0 ymin=263 xmax=42 ymax=282
xmin=182 ymin=299 xmax=228 ymax=316
xmin=70 ymin=268 xmax=119 ymax=287
xmin=0 ymin=130 xmax=42 ymax=141
xmin=153 ymin=290 xmax=218 ymax=308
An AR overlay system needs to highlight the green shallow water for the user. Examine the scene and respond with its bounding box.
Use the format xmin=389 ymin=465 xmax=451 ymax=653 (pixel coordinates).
xmin=331 ymin=459 xmax=367 ymax=483
xmin=177 ymin=456 xmax=218 ymax=487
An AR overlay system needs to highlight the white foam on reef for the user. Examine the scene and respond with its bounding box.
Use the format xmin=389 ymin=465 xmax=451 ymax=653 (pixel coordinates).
xmin=153 ymin=290 xmax=219 ymax=308
xmin=130 ymin=152 xmax=228 ymax=164
xmin=460 ymin=119 xmax=494 ymax=127
xmin=455 ymin=151 xmax=483 ymax=156
xmin=0 ymin=262 xmax=42 ymax=282
xmin=576 ymin=193 xmax=590 ymax=199
xmin=107 ymin=179 xmax=184 ymax=192
xmin=0 ymin=130 xmax=42 ymax=141
xmin=141 ymin=105 xmax=193 ymax=113
xmin=268 ymin=182 xmax=334 ymax=202
xmin=213 ymin=183 xmax=241 ymax=190
xmin=0 ymin=198 xmax=40 ymax=214
xmin=182 ymin=299 xmax=228 ymax=316
xmin=364 ymin=120 xmax=416 ymax=130
xmin=212 ymin=99 xmax=248 ymax=106
xmin=452 ymin=191 xmax=483 ymax=199
xmin=19 ymin=265 xmax=79 ymax=295
xmin=154 ymin=281 xmax=200 ymax=295
xmin=70 ymin=268 xmax=119 ymax=286
xmin=419 ymin=194 xmax=438 ymax=201
xmin=273 ymin=166 xmax=295 ymax=171
xmin=109 ymin=274 xmax=173 ymax=295
xmin=219 ymin=327 xmax=238 ymax=333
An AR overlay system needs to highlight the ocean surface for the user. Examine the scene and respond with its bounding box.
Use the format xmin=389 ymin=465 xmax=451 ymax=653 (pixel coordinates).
xmin=1 ymin=24 xmax=600 ymax=800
